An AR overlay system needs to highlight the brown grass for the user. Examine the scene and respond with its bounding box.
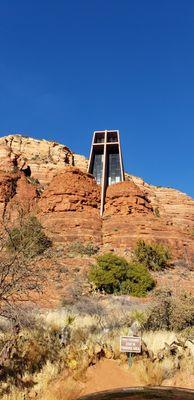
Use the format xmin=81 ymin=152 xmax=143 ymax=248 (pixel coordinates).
xmin=39 ymin=377 xmax=82 ymax=400
xmin=133 ymin=357 xmax=175 ymax=386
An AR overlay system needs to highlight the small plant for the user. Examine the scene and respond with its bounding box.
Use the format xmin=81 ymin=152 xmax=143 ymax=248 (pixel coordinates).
xmin=7 ymin=215 xmax=52 ymax=258
xmin=154 ymin=207 xmax=160 ymax=218
xmin=66 ymin=314 xmax=76 ymax=326
xmin=66 ymin=241 xmax=99 ymax=257
xmin=27 ymin=176 xmax=40 ymax=185
xmin=84 ymin=242 xmax=100 ymax=256
xmin=88 ymin=253 xmax=155 ymax=297
xmin=133 ymin=239 xmax=171 ymax=271
xmin=130 ymin=310 xmax=147 ymax=326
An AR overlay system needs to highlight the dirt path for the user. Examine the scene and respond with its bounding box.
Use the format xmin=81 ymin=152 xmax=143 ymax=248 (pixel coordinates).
xmin=39 ymin=359 xmax=194 ymax=399
xmin=82 ymin=359 xmax=141 ymax=396
xmin=82 ymin=359 xmax=194 ymax=396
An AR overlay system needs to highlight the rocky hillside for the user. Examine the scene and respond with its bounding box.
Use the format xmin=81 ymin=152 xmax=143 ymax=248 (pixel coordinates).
xmin=0 ymin=134 xmax=87 ymax=185
xmin=0 ymin=134 xmax=193 ymax=301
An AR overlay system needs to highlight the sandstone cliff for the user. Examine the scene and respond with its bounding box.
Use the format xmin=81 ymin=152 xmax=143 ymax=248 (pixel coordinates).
xmin=38 ymin=167 xmax=102 ymax=245
xmin=0 ymin=134 xmax=193 ymax=273
xmin=0 ymin=134 xmax=88 ymax=186
xmin=103 ymin=180 xmax=194 ymax=269
xmin=0 ymin=171 xmax=38 ymax=222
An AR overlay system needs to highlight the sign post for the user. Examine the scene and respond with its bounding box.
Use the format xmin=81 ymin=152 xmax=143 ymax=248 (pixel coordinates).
xmin=128 ymin=351 xmax=132 ymax=367
xmin=120 ymin=336 xmax=141 ymax=367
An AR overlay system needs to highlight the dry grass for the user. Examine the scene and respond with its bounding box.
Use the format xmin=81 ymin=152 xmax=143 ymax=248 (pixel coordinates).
xmin=1 ymin=389 xmax=28 ymax=400
xmin=1 ymin=378 xmax=82 ymax=400
xmin=184 ymin=339 xmax=194 ymax=357
xmin=179 ymin=355 xmax=194 ymax=375
xmin=134 ymin=357 xmax=175 ymax=386
xmin=39 ymin=377 xmax=82 ymax=400
xmin=42 ymin=309 xmax=98 ymax=332
xmin=133 ymin=331 xmax=194 ymax=386
xmin=41 ymin=297 xmax=138 ymax=334
xmin=32 ymin=361 xmax=60 ymax=392
xmin=1 ymin=301 xmax=194 ymax=397
xmin=142 ymin=330 xmax=177 ymax=355
xmin=1 ymin=364 xmax=82 ymax=400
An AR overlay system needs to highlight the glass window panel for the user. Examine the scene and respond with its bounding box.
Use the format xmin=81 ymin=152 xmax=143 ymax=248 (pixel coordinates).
xmin=93 ymin=154 xmax=103 ymax=184
xmin=108 ymin=153 xmax=121 ymax=185
xmin=95 ymin=133 xmax=105 ymax=143
xmin=107 ymin=132 xmax=118 ymax=142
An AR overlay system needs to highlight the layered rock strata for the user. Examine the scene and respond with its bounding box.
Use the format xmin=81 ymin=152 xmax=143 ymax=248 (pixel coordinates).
xmin=130 ymin=175 xmax=194 ymax=234
xmin=0 ymin=134 xmax=88 ymax=186
xmin=38 ymin=167 xmax=102 ymax=245
xmin=103 ymin=180 xmax=194 ymax=269
xmin=0 ymin=134 xmax=193 ymax=270
xmin=0 ymin=171 xmax=38 ymax=222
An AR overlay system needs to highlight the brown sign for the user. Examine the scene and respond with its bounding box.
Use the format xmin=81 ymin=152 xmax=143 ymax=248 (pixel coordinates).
xmin=120 ymin=336 xmax=141 ymax=353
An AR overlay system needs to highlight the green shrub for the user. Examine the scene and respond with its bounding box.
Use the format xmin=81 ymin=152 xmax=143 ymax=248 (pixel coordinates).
xmin=88 ymin=253 xmax=155 ymax=297
xmin=120 ymin=262 xmax=155 ymax=297
xmin=133 ymin=239 xmax=171 ymax=271
xmin=145 ymin=290 xmax=194 ymax=331
xmin=7 ymin=215 xmax=51 ymax=258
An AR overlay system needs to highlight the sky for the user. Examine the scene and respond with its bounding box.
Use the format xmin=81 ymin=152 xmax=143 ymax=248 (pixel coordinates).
xmin=0 ymin=1 xmax=193 ymax=197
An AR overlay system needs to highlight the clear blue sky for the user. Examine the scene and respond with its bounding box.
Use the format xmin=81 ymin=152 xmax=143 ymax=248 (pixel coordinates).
xmin=0 ymin=1 xmax=193 ymax=197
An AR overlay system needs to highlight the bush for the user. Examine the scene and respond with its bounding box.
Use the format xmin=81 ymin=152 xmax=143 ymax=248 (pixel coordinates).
xmin=133 ymin=239 xmax=171 ymax=271
xmin=66 ymin=241 xmax=99 ymax=257
xmin=145 ymin=290 xmax=194 ymax=331
xmin=7 ymin=215 xmax=51 ymax=258
xmin=0 ymin=325 xmax=61 ymax=390
xmin=154 ymin=207 xmax=160 ymax=218
xmin=88 ymin=253 xmax=155 ymax=297
xmin=120 ymin=262 xmax=155 ymax=297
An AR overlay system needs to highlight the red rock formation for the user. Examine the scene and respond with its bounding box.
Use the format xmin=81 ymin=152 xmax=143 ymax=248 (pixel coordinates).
xmin=5 ymin=174 xmax=39 ymax=222
xmin=104 ymin=181 xmax=153 ymax=216
xmin=0 ymin=171 xmax=20 ymax=219
xmin=0 ymin=135 xmax=193 ymax=273
xmin=103 ymin=180 xmax=194 ymax=270
xmin=0 ymin=135 xmax=87 ymax=186
xmin=0 ymin=171 xmax=38 ymax=223
xmin=37 ymin=167 xmax=102 ymax=245
xmin=130 ymin=175 xmax=194 ymax=234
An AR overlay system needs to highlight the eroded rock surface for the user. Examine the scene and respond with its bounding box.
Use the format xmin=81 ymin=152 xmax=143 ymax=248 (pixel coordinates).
xmin=0 ymin=134 xmax=193 ymax=272
xmin=0 ymin=134 xmax=88 ymax=186
xmin=103 ymin=180 xmax=194 ymax=269
xmin=38 ymin=167 xmax=102 ymax=245
xmin=0 ymin=171 xmax=38 ymax=222
xmin=130 ymin=175 xmax=194 ymax=234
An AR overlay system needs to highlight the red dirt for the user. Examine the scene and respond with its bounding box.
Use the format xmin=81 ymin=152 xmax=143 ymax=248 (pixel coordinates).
xmin=82 ymin=359 xmax=141 ymax=396
xmin=82 ymin=359 xmax=194 ymax=396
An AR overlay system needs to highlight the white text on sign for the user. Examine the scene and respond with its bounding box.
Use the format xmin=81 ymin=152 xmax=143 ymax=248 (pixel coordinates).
xmin=120 ymin=336 xmax=141 ymax=353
